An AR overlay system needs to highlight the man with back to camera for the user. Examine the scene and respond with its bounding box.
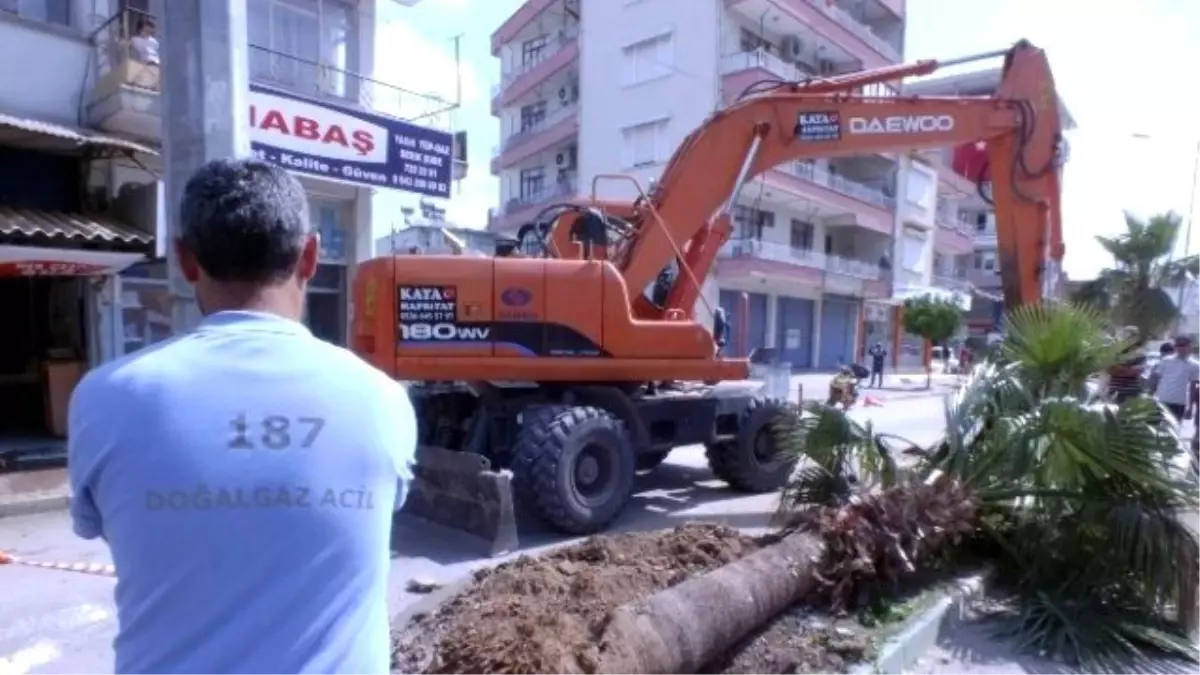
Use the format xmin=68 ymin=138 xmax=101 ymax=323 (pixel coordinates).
xmin=67 ymin=159 xmax=416 ymax=674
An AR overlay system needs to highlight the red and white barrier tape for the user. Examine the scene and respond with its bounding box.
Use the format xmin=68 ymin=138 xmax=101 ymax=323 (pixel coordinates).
xmin=0 ymin=551 xmax=116 ymax=578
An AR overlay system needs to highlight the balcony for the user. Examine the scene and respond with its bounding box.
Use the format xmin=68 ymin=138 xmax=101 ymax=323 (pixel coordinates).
xmin=491 ymin=30 xmax=579 ymax=115
xmin=491 ymin=104 xmax=579 ymax=173
xmin=85 ymin=8 xmax=422 ymax=144
xmin=934 ymin=209 xmax=975 ymax=255
xmin=933 ymin=273 xmax=972 ymax=293
xmin=717 ymin=239 xmax=885 ymax=295
xmin=491 ymin=0 xmax=557 ymax=55
xmin=719 ymin=50 xmax=817 ymax=100
xmin=765 ymin=162 xmax=895 ymax=235
xmin=725 ymin=0 xmax=901 ymax=70
xmin=492 ymin=177 xmax=578 ymax=232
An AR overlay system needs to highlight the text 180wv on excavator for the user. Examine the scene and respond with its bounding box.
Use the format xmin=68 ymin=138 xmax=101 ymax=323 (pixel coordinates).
xmin=351 ymin=39 xmax=1066 ymax=555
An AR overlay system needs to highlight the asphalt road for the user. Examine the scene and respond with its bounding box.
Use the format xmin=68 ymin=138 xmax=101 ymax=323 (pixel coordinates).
xmin=0 ymin=392 xmax=956 ymax=674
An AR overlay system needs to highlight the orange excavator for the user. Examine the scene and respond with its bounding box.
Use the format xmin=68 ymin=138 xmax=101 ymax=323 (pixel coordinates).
xmin=351 ymin=40 xmax=1065 ymax=554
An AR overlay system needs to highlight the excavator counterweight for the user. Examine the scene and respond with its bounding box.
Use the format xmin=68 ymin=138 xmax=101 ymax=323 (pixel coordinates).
xmin=352 ymin=40 xmax=1066 ymax=554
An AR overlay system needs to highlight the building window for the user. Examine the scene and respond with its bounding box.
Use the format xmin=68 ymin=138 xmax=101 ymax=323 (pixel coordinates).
xmin=519 ymin=102 xmax=547 ymax=132
xmin=789 ymin=219 xmax=813 ymax=250
xmin=622 ymin=32 xmax=673 ymax=86
xmin=519 ymin=168 xmax=545 ymax=201
xmin=905 ymin=164 xmax=935 ymax=210
xmin=933 ymin=253 xmax=945 ymax=274
xmin=621 ymin=119 xmax=668 ymax=168
xmin=733 ymin=206 xmax=773 ymax=240
xmin=119 ymin=262 xmax=170 ymax=356
xmin=521 ymin=35 xmax=549 ymax=68
xmin=974 ymin=250 xmax=996 ymax=271
xmin=311 ymin=199 xmax=349 ymax=263
xmin=247 ymin=0 xmax=357 ymax=100
xmin=306 ymin=264 xmax=345 ymax=345
xmin=2 ymin=0 xmax=70 ymax=26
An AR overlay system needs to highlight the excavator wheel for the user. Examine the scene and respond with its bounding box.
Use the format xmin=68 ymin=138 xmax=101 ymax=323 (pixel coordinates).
xmin=705 ymin=397 xmax=795 ymax=493
xmin=511 ymin=405 xmax=637 ymax=535
xmin=636 ymin=451 xmax=671 ymax=471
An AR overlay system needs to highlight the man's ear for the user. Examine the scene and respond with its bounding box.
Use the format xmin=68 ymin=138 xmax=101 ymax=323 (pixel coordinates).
xmin=296 ymin=233 xmax=320 ymax=282
xmin=175 ymin=238 xmax=200 ymax=283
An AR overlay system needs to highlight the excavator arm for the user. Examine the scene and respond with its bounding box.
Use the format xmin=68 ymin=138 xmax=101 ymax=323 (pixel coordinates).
xmin=544 ymin=40 xmax=1064 ymax=317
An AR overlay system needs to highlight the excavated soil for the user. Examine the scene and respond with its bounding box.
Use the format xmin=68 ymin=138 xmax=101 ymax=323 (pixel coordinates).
xmin=391 ymin=523 xmax=767 ymax=674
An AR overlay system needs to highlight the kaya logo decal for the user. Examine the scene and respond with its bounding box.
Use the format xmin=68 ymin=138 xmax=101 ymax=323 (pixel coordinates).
xmin=397 ymin=285 xmax=490 ymax=342
xmin=248 ymin=85 xmax=453 ymax=198
xmin=848 ymin=115 xmax=955 ymax=134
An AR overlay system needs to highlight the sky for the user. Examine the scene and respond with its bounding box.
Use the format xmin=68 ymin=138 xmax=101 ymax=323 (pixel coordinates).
xmin=373 ymin=0 xmax=1200 ymax=280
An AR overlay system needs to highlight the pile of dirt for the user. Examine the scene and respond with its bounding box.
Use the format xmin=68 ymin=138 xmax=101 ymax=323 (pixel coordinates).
xmin=391 ymin=523 xmax=766 ymax=674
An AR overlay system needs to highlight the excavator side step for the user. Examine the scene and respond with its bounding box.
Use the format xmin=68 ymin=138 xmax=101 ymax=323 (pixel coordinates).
xmin=397 ymin=444 xmax=519 ymax=557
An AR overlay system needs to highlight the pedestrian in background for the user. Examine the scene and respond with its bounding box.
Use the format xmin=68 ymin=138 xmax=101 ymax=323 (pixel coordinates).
xmin=867 ymin=342 xmax=887 ymax=388
xmin=67 ymin=158 xmax=415 ymax=674
xmin=1150 ymin=336 xmax=1200 ymax=425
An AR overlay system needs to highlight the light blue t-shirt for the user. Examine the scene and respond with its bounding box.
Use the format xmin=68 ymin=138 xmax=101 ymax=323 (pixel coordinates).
xmin=67 ymin=311 xmax=416 ymax=674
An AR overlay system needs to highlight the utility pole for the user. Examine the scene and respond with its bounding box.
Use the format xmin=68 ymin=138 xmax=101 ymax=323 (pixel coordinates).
xmin=157 ymin=0 xmax=251 ymax=333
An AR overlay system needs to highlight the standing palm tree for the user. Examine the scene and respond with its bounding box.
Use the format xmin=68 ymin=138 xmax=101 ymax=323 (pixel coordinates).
xmin=1073 ymin=211 xmax=1199 ymax=338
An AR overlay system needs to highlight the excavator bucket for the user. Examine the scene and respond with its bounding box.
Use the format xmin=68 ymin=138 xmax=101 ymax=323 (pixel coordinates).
xmin=397 ymin=444 xmax=519 ymax=557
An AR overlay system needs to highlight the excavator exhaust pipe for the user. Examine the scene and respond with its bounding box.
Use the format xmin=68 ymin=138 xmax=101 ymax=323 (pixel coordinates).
xmin=397 ymin=445 xmax=520 ymax=558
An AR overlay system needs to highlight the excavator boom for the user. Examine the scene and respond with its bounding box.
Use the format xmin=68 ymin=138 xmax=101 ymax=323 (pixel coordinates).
xmin=546 ymin=40 xmax=1064 ymax=318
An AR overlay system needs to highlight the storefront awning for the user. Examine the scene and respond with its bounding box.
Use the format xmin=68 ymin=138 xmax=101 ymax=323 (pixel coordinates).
xmin=0 ymin=112 xmax=157 ymax=156
xmin=0 ymin=245 xmax=145 ymax=277
xmin=0 ymin=206 xmax=153 ymax=245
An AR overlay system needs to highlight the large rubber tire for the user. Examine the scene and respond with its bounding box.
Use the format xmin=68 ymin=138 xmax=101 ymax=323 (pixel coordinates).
xmin=511 ymin=406 xmax=637 ymax=535
xmin=705 ymin=397 xmax=795 ymax=493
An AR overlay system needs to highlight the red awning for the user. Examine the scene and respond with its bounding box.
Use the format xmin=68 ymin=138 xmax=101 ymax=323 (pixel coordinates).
xmin=0 ymin=245 xmax=145 ymax=277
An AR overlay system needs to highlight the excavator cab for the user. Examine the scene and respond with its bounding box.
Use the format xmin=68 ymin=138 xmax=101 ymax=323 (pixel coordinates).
xmin=355 ymin=39 xmax=1067 ymax=555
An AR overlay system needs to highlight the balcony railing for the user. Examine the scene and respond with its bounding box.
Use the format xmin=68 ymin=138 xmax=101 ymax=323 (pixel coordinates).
xmin=935 ymin=208 xmax=973 ymax=235
xmin=933 ymin=273 xmax=972 ymax=291
xmin=493 ymin=26 xmax=580 ymax=98
xmin=90 ymin=7 xmax=447 ymax=121
xmin=495 ymin=103 xmax=579 ymax=156
xmin=501 ymin=177 xmax=577 ymax=216
xmin=781 ymin=162 xmax=896 ymax=210
xmin=804 ymin=0 xmax=901 ymax=62
xmin=719 ymin=239 xmax=883 ymax=280
xmin=826 ymin=254 xmax=882 ymax=280
xmin=720 ymin=239 xmax=826 ymax=269
xmin=719 ymin=49 xmax=817 ymax=81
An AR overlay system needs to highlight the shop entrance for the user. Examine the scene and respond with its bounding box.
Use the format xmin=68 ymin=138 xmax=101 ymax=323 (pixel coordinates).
xmin=0 ymin=276 xmax=88 ymax=468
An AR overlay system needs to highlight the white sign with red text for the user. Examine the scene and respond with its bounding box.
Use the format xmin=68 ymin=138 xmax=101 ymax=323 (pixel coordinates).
xmin=0 ymin=246 xmax=144 ymax=278
xmin=246 ymin=85 xmax=453 ymax=198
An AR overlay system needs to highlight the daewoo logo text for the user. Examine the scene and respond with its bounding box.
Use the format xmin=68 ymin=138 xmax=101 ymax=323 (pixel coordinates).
xmin=848 ymin=115 xmax=955 ymax=135
xmin=248 ymin=90 xmax=388 ymax=162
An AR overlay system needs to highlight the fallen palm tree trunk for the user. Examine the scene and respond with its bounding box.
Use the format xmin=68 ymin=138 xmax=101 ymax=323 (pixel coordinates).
xmin=594 ymin=532 xmax=824 ymax=674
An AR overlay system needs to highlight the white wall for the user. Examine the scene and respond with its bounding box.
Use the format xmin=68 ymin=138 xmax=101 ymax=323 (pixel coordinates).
xmin=0 ymin=7 xmax=93 ymax=125
xmin=578 ymin=0 xmax=720 ymax=203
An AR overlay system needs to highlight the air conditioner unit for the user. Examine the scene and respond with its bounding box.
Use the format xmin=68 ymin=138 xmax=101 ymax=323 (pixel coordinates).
xmin=556 ymin=148 xmax=577 ymax=169
xmin=781 ymin=36 xmax=803 ymax=59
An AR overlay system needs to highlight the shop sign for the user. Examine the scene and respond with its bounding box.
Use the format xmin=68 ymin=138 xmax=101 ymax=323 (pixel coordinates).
xmin=248 ymin=85 xmax=453 ymax=199
xmin=0 ymin=246 xmax=144 ymax=278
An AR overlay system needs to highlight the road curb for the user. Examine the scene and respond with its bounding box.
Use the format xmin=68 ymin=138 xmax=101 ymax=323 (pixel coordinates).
xmin=848 ymin=568 xmax=994 ymax=675
xmin=0 ymin=494 xmax=69 ymax=519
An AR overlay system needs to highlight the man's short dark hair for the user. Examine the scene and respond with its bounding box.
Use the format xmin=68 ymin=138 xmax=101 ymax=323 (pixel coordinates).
xmin=179 ymin=158 xmax=311 ymax=285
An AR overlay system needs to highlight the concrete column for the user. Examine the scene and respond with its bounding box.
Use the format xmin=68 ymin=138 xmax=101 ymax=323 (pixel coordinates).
xmin=158 ymin=0 xmax=251 ymax=333
xmin=811 ymin=296 xmax=823 ymax=368
xmin=764 ymin=293 xmax=778 ymax=348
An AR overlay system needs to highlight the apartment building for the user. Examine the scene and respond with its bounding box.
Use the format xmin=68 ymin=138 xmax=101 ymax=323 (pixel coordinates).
xmin=0 ymin=0 xmax=445 ymax=461
xmin=488 ymin=0 xmax=924 ymax=370
xmin=906 ymin=67 xmax=1076 ymax=336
